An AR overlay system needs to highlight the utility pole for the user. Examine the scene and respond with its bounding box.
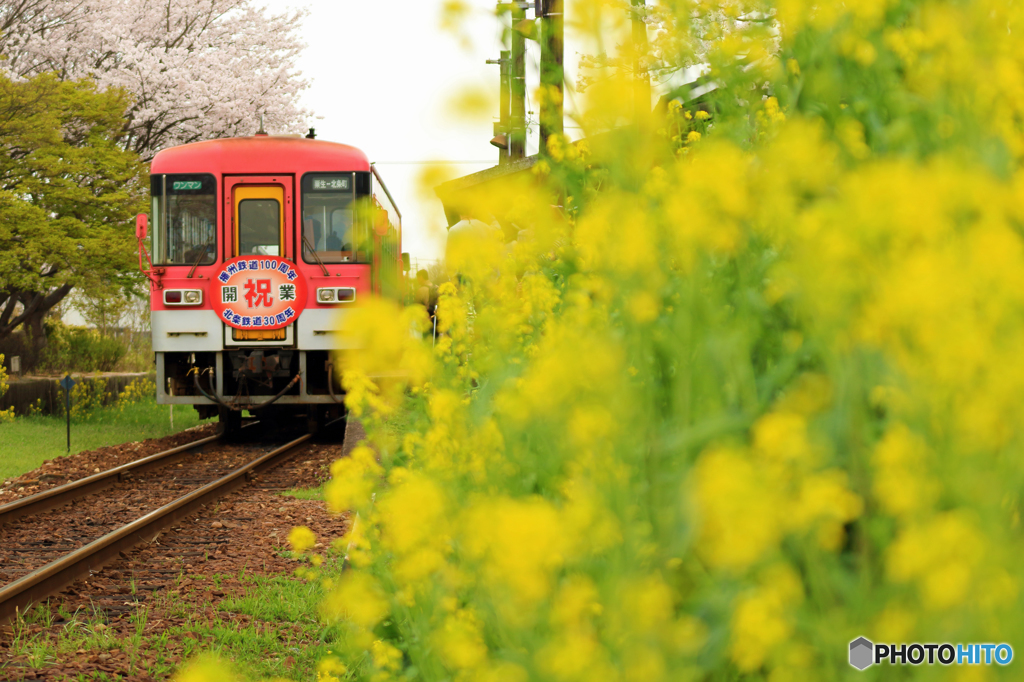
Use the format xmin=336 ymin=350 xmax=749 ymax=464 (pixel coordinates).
xmin=631 ymin=0 xmax=651 ymax=123
xmin=498 ymin=49 xmax=511 ymax=165
xmin=510 ymin=1 xmax=528 ymax=160
xmin=539 ymin=0 xmax=564 ymax=149
xmin=486 ymin=49 xmax=511 ymax=165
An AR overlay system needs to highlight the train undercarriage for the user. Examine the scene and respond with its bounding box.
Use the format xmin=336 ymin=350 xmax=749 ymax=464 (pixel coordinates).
xmin=156 ymin=349 xmax=345 ymax=434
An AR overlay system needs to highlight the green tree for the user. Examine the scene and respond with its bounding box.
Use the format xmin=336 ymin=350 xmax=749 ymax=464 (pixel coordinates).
xmin=0 ymin=72 xmax=146 ymax=351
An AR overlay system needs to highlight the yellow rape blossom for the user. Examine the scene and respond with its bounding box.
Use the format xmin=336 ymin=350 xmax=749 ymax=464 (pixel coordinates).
xmin=287 ymin=525 xmax=316 ymax=554
xmin=322 ymin=571 xmax=390 ymax=629
xmin=692 ymin=447 xmax=783 ymax=570
xmin=435 ymin=609 xmax=488 ymax=671
xmin=173 ymin=656 xmax=239 ymax=682
xmin=730 ymin=564 xmax=804 ymax=672
xmin=324 ymin=446 xmax=381 ymax=513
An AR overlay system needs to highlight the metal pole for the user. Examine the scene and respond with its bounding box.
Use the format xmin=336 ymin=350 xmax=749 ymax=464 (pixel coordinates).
xmin=539 ymin=0 xmax=564 ymax=149
xmin=64 ymin=384 xmax=70 ymax=454
xmin=60 ymin=375 xmax=75 ymax=453
xmin=511 ymin=2 xmax=527 ymax=160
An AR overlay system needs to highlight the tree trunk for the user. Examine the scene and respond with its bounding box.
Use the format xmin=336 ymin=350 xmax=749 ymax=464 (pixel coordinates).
xmin=26 ymin=310 xmax=47 ymax=357
xmin=0 ymin=282 xmax=73 ymax=342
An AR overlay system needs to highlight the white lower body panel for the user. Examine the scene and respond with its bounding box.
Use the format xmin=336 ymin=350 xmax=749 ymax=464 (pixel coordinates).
xmin=296 ymin=308 xmax=358 ymax=351
xmin=152 ymin=310 xmax=224 ymax=352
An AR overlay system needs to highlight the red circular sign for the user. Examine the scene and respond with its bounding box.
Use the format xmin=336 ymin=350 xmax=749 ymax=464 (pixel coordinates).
xmin=211 ymin=256 xmax=307 ymax=330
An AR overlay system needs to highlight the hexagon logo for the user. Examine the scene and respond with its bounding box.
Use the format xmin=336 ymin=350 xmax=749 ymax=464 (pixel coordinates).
xmin=850 ymin=637 xmax=874 ymax=670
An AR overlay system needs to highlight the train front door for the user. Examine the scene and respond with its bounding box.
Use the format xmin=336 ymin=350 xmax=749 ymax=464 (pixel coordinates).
xmin=224 ymin=176 xmax=294 ymax=259
xmin=223 ymin=175 xmax=295 ymax=344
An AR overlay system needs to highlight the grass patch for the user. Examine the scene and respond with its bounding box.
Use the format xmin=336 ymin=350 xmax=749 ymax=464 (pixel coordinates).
xmin=282 ymin=485 xmax=324 ymax=501
xmin=203 ymin=570 xmax=343 ymax=680
xmin=219 ymin=574 xmax=326 ymax=624
xmin=4 ymin=565 xmax=345 ymax=682
xmin=0 ymin=398 xmax=211 ymax=480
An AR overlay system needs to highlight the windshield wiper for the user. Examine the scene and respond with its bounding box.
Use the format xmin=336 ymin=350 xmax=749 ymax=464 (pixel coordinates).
xmin=187 ymin=244 xmax=209 ymax=278
xmin=302 ymin=234 xmax=330 ymax=277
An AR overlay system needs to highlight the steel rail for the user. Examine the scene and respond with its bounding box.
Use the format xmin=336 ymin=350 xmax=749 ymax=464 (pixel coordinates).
xmin=0 ymin=432 xmax=313 ymax=623
xmin=0 ymin=433 xmax=224 ymax=527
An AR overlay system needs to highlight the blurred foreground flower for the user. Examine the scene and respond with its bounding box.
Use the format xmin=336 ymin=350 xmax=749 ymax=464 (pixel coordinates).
xmin=313 ymin=0 xmax=1024 ymax=679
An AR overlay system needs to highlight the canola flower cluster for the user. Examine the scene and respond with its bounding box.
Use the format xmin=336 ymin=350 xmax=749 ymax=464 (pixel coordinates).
xmin=308 ymin=0 xmax=1024 ymax=679
xmin=13 ymin=376 xmax=156 ymax=419
xmin=0 ymin=354 xmax=13 ymax=422
xmin=115 ymin=377 xmax=157 ymax=411
xmin=181 ymin=0 xmax=1024 ymax=680
xmin=46 ymin=376 xmax=155 ymax=420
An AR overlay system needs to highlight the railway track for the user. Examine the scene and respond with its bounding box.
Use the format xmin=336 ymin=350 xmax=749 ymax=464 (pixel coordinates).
xmin=0 ymin=425 xmax=324 ymax=623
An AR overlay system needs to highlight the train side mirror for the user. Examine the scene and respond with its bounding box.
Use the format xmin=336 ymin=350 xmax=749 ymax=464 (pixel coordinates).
xmin=135 ymin=213 xmax=148 ymax=241
xmin=401 ymin=253 xmax=411 ymax=273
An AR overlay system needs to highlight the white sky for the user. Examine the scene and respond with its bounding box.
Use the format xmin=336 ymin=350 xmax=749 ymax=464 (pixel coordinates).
xmin=260 ymin=0 xmax=589 ymax=265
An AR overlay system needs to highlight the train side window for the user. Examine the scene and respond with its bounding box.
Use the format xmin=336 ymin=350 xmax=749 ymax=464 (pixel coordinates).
xmin=151 ymin=174 xmax=217 ymax=266
xmin=238 ymin=199 xmax=281 ymax=256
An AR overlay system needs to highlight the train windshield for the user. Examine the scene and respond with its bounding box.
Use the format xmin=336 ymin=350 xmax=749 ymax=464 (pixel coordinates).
xmin=151 ymin=174 xmax=217 ymax=266
xmin=301 ymin=173 xmax=366 ymax=264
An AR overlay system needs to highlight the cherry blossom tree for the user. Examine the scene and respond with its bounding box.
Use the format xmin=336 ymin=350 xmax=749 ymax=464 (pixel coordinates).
xmin=0 ymin=0 xmax=311 ymax=158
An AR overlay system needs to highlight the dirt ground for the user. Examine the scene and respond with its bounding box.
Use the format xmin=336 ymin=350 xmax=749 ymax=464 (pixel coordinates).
xmin=0 ymin=422 xmax=358 ymax=681
xmin=0 ymin=424 xmax=221 ymax=503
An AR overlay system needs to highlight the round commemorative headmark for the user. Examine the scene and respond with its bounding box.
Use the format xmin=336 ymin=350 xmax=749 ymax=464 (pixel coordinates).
xmin=211 ymin=256 xmax=308 ymax=330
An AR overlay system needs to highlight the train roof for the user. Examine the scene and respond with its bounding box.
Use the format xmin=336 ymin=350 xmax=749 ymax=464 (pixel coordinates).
xmin=150 ymin=135 xmax=372 ymax=175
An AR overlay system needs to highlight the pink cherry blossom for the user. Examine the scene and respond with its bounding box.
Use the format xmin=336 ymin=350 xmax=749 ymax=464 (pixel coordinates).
xmin=0 ymin=0 xmax=311 ymax=158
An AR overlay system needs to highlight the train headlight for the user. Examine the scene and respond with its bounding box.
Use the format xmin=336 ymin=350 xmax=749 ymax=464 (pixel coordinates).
xmin=163 ymin=289 xmax=203 ymax=306
xmin=317 ymin=287 xmax=356 ymax=304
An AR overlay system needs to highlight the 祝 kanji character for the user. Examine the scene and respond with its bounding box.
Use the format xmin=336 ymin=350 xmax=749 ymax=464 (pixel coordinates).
xmin=221 ymin=286 xmax=238 ymax=303
xmin=244 ymin=278 xmax=273 ymax=308
xmin=279 ymin=283 xmax=296 ymax=301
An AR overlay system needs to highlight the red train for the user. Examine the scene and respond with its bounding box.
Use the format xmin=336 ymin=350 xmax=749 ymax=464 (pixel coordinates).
xmin=136 ymin=131 xmax=406 ymax=432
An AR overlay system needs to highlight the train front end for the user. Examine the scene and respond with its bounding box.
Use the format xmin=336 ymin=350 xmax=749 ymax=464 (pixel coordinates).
xmin=143 ymin=134 xmax=403 ymax=430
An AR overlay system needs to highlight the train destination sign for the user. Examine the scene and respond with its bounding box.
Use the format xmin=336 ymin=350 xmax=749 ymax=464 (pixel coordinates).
xmin=310 ymin=176 xmax=351 ymax=191
xmin=211 ymin=255 xmax=308 ymax=330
